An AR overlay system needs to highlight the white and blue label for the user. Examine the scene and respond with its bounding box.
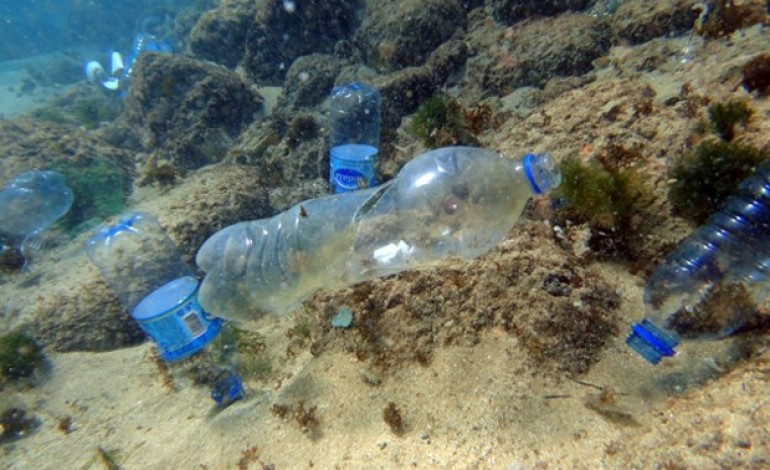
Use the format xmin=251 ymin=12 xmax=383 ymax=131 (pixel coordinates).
xmin=330 ymin=144 xmax=378 ymax=193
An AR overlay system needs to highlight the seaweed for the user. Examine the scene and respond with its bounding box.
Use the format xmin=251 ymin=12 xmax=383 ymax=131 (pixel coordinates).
xmin=72 ymin=97 xmax=120 ymax=130
xmin=552 ymin=154 xmax=652 ymax=259
xmin=669 ymin=140 xmax=768 ymax=224
xmin=0 ymin=332 xmax=44 ymax=382
xmin=408 ymin=95 xmax=481 ymax=148
xmin=51 ymin=157 xmax=127 ymax=233
xmin=707 ymin=99 xmax=752 ymax=141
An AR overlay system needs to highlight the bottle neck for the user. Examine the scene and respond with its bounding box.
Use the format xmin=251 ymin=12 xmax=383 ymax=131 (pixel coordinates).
xmin=522 ymin=153 xmax=561 ymax=195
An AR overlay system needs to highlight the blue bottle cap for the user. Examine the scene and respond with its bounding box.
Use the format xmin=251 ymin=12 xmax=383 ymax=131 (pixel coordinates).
xmin=523 ymin=153 xmax=561 ymax=194
xmin=626 ymin=318 xmax=679 ymax=365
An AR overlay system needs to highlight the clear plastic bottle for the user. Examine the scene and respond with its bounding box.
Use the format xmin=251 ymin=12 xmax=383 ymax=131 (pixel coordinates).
xmin=196 ymin=146 xmax=561 ymax=327
xmin=329 ymin=81 xmax=381 ymax=193
xmin=627 ymin=162 xmax=770 ymax=364
xmin=0 ymin=170 xmax=73 ymax=263
xmin=86 ymin=212 xmax=243 ymax=405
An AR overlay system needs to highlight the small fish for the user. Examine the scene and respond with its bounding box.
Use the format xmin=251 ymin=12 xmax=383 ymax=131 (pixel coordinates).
xmin=299 ymin=205 xmax=308 ymax=218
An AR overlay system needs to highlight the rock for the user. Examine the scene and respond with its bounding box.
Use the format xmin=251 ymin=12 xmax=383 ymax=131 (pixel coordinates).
xmin=489 ymin=0 xmax=593 ymax=25
xmin=279 ymin=54 xmax=346 ymax=109
xmin=610 ymin=0 xmax=700 ymax=45
xmin=466 ymin=13 xmax=610 ymax=95
xmin=240 ymin=0 xmax=363 ymax=84
xmin=189 ymin=0 xmax=259 ymax=68
xmin=122 ymin=52 xmax=263 ymax=172
xmin=354 ymin=0 xmax=466 ymax=71
xmin=500 ymin=86 xmax=544 ymax=119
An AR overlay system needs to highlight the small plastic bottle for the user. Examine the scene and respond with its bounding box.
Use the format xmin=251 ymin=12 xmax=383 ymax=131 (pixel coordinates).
xmin=0 ymin=170 xmax=73 ymax=263
xmin=196 ymin=146 xmax=561 ymax=326
xmin=86 ymin=212 xmax=243 ymax=405
xmin=627 ymin=162 xmax=770 ymax=364
xmin=329 ymin=81 xmax=381 ymax=193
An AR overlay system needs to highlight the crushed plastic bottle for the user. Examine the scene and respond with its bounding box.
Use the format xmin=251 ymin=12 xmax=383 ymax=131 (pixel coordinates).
xmin=86 ymin=212 xmax=243 ymax=406
xmin=627 ymin=161 xmax=770 ymax=364
xmin=196 ymin=146 xmax=561 ymax=327
xmin=0 ymin=170 xmax=73 ymax=263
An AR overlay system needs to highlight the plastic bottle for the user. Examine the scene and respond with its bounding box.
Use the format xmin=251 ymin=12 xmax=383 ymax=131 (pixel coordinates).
xmin=329 ymin=81 xmax=381 ymax=193
xmin=196 ymin=146 xmax=561 ymax=327
xmin=0 ymin=170 xmax=73 ymax=263
xmin=627 ymin=162 xmax=770 ymax=364
xmin=85 ymin=212 xmax=243 ymax=406
xmin=122 ymin=33 xmax=173 ymax=83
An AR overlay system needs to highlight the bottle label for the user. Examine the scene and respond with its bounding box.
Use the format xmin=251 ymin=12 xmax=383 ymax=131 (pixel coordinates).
xmin=135 ymin=291 xmax=221 ymax=362
xmin=330 ymin=144 xmax=378 ymax=193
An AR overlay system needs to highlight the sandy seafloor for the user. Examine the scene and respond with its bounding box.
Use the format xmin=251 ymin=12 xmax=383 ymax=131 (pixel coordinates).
xmin=1 ymin=15 xmax=770 ymax=470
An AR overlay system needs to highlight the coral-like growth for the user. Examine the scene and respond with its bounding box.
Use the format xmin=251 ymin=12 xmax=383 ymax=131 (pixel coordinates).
xmin=0 ymin=332 xmax=44 ymax=381
xmin=707 ymin=99 xmax=752 ymax=141
xmin=742 ymin=53 xmax=770 ymax=95
xmin=408 ymin=95 xmax=484 ymax=148
xmin=669 ymin=140 xmax=769 ymax=224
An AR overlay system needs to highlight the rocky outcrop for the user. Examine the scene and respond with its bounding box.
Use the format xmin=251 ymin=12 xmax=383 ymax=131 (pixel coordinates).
xmin=354 ymin=0 xmax=466 ymax=71
xmin=122 ymin=52 xmax=264 ymax=172
xmin=466 ymin=13 xmax=610 ymax=96
xmin=488 ymin=0 xmax=593 ymax=25
xmin=610 ymin=0 xmax=700 ymax=45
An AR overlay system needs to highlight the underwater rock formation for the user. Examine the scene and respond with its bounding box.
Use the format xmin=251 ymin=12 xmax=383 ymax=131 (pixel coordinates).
xmin=610 ymin=0 xmax=700 ymax=45
xmin=191 ymin=0 xmax=362 ymax=84
xmin=466 ymin=13 xmax=610 ymax=96
xmin=122 ymin=52 xmax=264 ymax=172
xmin=280 ymin=54 xmax=346 ymax=109
xmin=489 ymin=0 xmax=593 ymax=25
xmin=189 ymin=0 xmax=259 ymax=68
xmin=354 ymin=0 xmax=466 ymax=71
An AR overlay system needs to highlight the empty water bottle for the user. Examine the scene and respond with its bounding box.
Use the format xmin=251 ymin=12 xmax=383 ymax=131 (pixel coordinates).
xmin=329 ymin=81 xmax=381 ymax=193
xmin=86 ymin=212 xmax=243 ymax=405
xmin=196 ymin=146 xmax=561 ymax=327
xmin=0 ymin=170 xmax=73 ymax=264
xmin=627 ymin=161 xmax=770 ymax=364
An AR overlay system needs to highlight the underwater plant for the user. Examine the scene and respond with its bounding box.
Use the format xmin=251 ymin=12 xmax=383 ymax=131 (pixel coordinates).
xmin=51 ymin=157 xmax=127 ymax=233
xmin=72 ymin=97 xmax=121 ymax=130
xmin=669 ymin=139 xmax=769 ymax=225
xmin=0 ymin=332 xmax=44 ymax=381
xmin=408 ymin=95 xmax=479 ymax=148
xmin=552 ymin=153 xmax=655 ymax=260
xmin=554 ymin=156 xmax=648 ymax=230
xmin=707 ymin=99 xmax=752 ymax=141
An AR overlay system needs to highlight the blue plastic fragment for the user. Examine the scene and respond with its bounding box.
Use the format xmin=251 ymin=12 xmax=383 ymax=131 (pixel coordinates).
xmin=626 ymin=318 xmax=679 ymax=365
xmin=210 ymin=370 xmax=244 ymax=407
xmin=331 ymin=307 xmax=353 ymax=328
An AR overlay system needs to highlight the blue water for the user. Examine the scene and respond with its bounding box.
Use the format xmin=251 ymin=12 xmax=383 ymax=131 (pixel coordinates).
xmin=0 ymin=0 xmax=186 ymax=61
